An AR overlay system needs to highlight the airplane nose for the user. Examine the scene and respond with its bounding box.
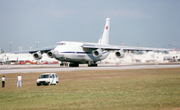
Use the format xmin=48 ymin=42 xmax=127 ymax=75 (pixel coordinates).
xmin=53 ymin=51 xmax=64 ymax=58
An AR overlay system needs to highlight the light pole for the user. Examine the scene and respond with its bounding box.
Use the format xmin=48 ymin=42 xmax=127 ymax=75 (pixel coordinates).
xmin=19 ymin=46 xmax=22 ymax=52
xmin=36 ymin=41 xmax=39 ymax=49
xmin=9 ymin=42 xmax=12 ymax=53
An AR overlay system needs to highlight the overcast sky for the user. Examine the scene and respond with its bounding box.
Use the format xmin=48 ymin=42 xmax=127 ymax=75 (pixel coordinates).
xmin=0 ymin=0 xmax=180 ymax=52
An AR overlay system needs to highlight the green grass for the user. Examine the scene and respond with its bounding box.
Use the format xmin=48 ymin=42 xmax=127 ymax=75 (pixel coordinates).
xmin=0 ymin=68 xmax=180 ymax=110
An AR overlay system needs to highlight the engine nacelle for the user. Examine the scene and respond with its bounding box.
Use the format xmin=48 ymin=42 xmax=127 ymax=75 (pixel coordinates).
xmin=115 ymin=50 xmax=125 ymax=58
xmin=33 ymin=51 xmax=42 ymax=60
xmin=47 ymin=50 xmax=54 ymax=58
xmin=93 ymin=49 xmax=103 ymax=57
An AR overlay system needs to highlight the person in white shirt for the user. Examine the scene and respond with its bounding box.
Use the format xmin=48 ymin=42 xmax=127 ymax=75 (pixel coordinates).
xmin=2 ymin=76 xmax=5 ymax=88
xmin=17 ymin=75 xmax=22 ymax=87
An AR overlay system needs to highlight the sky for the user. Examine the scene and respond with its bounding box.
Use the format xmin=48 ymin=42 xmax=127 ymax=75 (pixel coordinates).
xmin=0 ymin=0 xmax=180 ymax=53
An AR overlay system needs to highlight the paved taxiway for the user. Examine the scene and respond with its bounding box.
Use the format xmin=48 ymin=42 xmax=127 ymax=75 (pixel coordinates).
xmin=0 ymin=64 xmax=180 ymax=74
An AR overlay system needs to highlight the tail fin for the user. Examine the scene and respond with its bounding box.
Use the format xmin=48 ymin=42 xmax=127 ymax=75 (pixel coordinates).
xmin=98 ymin=18 xmax=110 ymax=44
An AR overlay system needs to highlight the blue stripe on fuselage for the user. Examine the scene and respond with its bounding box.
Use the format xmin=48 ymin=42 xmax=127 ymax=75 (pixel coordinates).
xmin=60 ymin=51 xmax=108 ymax=54
xmin=61 ymin=52 xmax=76 ymax=53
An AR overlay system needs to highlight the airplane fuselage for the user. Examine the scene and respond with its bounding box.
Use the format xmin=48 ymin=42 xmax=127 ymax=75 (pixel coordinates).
xmin=53 ymin=41 xmax=109 ymax=64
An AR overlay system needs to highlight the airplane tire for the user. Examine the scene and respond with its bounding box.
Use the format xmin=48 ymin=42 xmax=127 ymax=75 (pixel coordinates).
xmin=69 ymin=63 xmax=79 ymax=67
xmin=88 ymin=64 xmax=97 ymax=67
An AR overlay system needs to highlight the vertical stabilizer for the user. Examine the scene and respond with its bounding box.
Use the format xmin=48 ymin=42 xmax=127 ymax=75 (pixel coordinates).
xmin=98 ymin=18 xmax=110 ymax=44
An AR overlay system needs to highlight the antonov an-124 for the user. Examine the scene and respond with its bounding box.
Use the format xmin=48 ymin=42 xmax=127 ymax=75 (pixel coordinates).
xmin=16 ymin=18 xmax=172 ymax=67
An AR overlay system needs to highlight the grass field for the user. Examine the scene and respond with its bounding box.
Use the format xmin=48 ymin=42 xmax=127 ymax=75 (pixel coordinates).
xmin=0 ymin=68 xmax=180 ymax=110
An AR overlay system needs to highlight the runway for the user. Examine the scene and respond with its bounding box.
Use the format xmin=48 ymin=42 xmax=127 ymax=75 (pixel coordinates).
xmin=1 ymin=64 xmax=180 ymax=74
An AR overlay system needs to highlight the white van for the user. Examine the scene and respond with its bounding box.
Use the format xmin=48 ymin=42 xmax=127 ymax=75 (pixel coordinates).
xmin=37 ymin=73 xmax=59 ymax=86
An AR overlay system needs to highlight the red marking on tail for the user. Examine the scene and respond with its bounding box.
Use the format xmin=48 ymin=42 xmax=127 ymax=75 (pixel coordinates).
xmin=106 ymin=26 xmax=108 ymax=29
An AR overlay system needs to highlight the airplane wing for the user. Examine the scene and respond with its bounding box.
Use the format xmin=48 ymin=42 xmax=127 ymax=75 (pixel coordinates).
xmin=14 ymin=45 xmax=56 ymax=54
xmin=82 ymin=44 xmax=119 ymax=50
xmin=82 ymin=44 xmax=173 ymax=51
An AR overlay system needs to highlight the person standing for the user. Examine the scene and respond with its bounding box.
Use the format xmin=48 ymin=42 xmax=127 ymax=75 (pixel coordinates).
xmin=2 ymin=76 xmax=5 ymax=88
xmin=17 ymin=75 xmax=22 ymax=87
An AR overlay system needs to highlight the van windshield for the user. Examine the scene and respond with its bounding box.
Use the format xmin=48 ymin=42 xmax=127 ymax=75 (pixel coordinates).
xmin=39 ymin=75 xmax=49 ymax=78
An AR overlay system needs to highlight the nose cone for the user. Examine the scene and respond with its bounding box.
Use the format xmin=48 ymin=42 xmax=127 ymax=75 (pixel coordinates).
xmin=53 ymin=51 xmax=64 ymax=59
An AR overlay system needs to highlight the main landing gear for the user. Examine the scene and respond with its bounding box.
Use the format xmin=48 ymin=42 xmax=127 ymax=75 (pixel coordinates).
xmin=60 ymin=62 xmax=98 ymax=67
xmin=69 ymin=63 xmax=79 ymax=67
xmin=88 ymin=64 xmax=97 ymax=67
xmin=88 ymin=61 xmax=98 ymax=67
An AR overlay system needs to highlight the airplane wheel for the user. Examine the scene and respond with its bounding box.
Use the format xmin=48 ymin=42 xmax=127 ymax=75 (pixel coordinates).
xmin=69 ymin=63 xmax=79 ymax=67
xmin=88 ymin=64 xmax=97 ymax=67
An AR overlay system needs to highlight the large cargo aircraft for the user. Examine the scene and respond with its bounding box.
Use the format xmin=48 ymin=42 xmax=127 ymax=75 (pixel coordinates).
xmin=16 ymin=18 xmax=171 ymax=67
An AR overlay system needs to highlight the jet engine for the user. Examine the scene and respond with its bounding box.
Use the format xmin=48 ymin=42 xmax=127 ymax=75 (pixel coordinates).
xmin=115 ymin=50 xmax=125 ymax=58
xmin=93 ymin=49 xmax=103 ymax=57
xmin=33 ymin=51 xmax=42 ymax=60
xmin=47 ymin=50 xmax=54 ymax=58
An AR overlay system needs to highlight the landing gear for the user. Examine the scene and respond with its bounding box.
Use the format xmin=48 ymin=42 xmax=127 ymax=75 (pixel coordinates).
xmin=69 ymin=63 xmax=79 ymax=67
xmin=60 ymin=62 xmax=68 ymax=66
xmin=88 ymin=64 xmax=97 ymax=67
xmin=88 ymin=61 xmax=98 ymax=67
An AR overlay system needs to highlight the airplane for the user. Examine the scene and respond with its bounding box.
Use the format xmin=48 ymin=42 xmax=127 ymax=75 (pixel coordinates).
xmin=15 ymin=18 xmax=172 ymax=67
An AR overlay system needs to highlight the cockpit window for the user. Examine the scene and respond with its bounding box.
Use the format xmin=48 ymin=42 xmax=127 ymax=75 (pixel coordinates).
xmin=39 ymin=75 xmax=49 ymax=78
xmin=59 ymin=43 xmax=66 ymax=45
